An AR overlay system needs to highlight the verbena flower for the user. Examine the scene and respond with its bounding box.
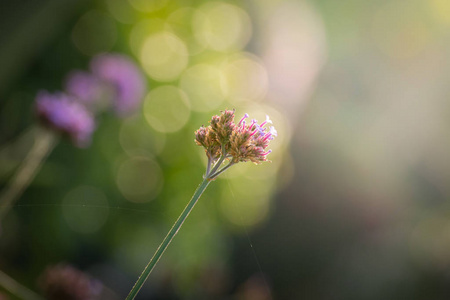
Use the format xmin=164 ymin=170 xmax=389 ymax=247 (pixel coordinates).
xmin=64 ymin=54 xmax=146 ymax=116
xmin=126 ymin=109 xmax=276 ymax=299
xmin=38 ymin=264 xmax=102 ymax=300
xmin=195 ymin=109 xmax=276 ymax=179
xmin=35 ymin=91 xmax=96 ymax=148
xmin=64 ymin=71 xmax=105 ymax=107
xmin=90 ymin=53 xmax=146 ymax=116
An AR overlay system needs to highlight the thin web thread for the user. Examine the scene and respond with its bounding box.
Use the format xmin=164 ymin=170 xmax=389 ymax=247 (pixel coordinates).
xmin=12 ymin=203 xmax=154 ymax=215
xmin=8 ymin=194 xmax=175 ymax=218
xmin=226 ymin=179 xmax=272 ymax=298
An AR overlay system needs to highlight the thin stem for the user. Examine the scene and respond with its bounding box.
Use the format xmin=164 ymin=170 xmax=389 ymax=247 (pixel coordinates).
xmin=208 ymin=156 xmax=225 ymax=178
xmin=209 ymin=161 xmax=235 ymax=179
xmin=205 ymin=155 xmax=212 ymax=178
xmin=0 ymin=127 xmax=57 ymax=223
xmin=0 ymin=269 xmax=45 ymax=300
xmin=208 ymin=146 xmax=227 ymax=177
xmin=126 ymin=178 xmax=211 ymax=300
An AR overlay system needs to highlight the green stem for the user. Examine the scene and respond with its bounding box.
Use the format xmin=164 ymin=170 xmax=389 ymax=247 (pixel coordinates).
xmin=126 ymin=178 xmax=211 ymax=300
xmin=0 ymin=127 xmax=56 ymax=223
xmin=208 ymin=155 xmax=226 ymax=178
xmin=0 ymin=269 xmax=44 ymax=300
xmin=205 ymin=156 xmax=212 ymax=177
xmin=209 ymin=161 xmax=235 ymax=179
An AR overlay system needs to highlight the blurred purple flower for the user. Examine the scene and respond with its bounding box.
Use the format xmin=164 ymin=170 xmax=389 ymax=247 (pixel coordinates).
xmin=38 ymin=264 xmax=102 ymax=300
xmin=90 ymin=53 xmax=146 ymax=116
xmin=64 ymin=71 xmax=104 ymax=106
xmin=36 ymin=91 xmax=96 ymax=148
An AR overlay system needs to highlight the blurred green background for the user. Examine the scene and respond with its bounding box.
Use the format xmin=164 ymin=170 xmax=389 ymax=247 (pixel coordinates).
xmin=1 ymin=0 xmax=450 ymax=299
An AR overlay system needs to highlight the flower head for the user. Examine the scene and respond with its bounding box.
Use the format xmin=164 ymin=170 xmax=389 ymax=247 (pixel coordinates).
xmin=90 ymin=53 xmax=146 ymax=116
xmin=64 ymin=71 xmax=103 ymax=106
xmin=195 ymin=125 xmax=221 ymax=160
xmin=195 ymin=110 xmax=276 ymax=179
xmin=209 ymin=109 xmax=235 ymax=145
xmin=228 ymin=112 xmax=276 ymax=164
xmin=38 ymin=264 xmax=102 ymax=300
xmin=35 ymin=91 xmax=96 ymax=148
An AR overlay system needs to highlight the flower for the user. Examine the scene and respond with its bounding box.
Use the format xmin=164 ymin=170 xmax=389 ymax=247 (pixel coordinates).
xmin=209 ymin=109 xmax=236 ymax=144
xmin=64 ymin=71 xmax=103 ymax=105
xmin=195 ymin=109 xmax=276 ymax=179
xmin=38 ymin=264 xmax=102 ymax=300
xmin=195 ymin=125 xmax=221 ymax=160
xmin=90 ymin=53 xmax=146 ymax=116
xmin=228 ymin=112 xmax=276 ymax=164
xmin=35 ymin=91 xmax=96 ymax=148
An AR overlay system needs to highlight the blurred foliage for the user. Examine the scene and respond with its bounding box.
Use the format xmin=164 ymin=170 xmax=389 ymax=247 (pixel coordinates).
xmin=2 ymin=0 xmax=450 ymax=299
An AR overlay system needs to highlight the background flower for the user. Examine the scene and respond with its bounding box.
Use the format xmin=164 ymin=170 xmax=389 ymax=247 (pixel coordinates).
xmin=90 ymin=53 xmax=146 ymax=116
xmin=36 ymin=91 xmax=96 ymax=148
xmin=38 ymin=264 xmax=102 ymax=300
xmin=64 ymin=71 xmax=104 ymax=106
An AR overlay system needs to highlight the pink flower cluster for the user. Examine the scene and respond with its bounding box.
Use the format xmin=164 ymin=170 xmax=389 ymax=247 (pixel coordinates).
xmin=195 ymin=110 xmax=277 ymax=166
xmin=229 ymin=113 xmax=277 ymax=164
